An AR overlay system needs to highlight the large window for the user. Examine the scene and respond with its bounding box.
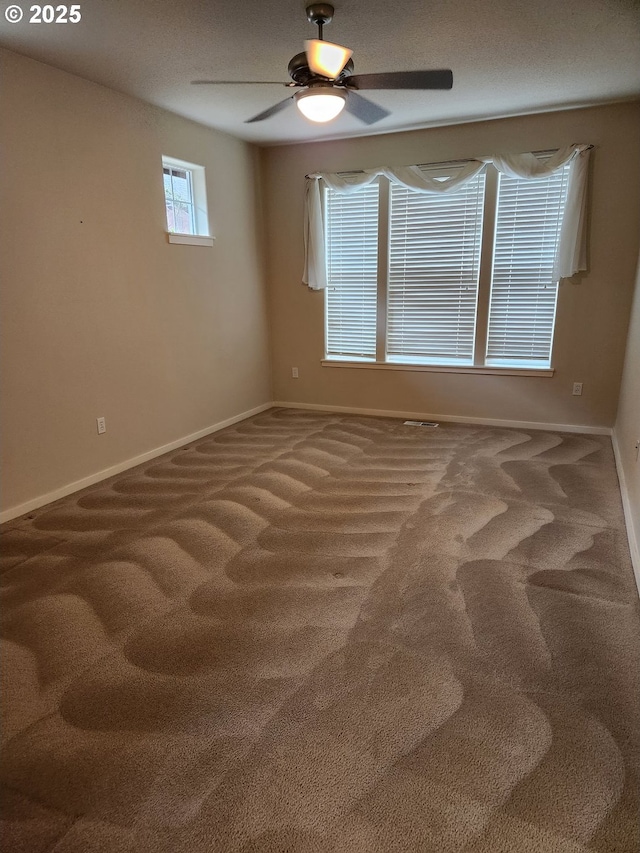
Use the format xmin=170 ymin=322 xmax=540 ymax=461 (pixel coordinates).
xmin=325 ymin=158 xmax=570 ymax=370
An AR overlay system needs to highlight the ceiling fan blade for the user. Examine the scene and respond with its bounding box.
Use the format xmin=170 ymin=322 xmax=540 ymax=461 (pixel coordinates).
xmin=245 ymin=96 xmax=295 ymax=123
xmin=304 ymin=39 xmax=353 ymax=79
xmin=192 ymin=80 xmax=287 ymax=85
xmin=348 ymin=70 xmax=453 ymax=90
xmin=344 ymin=91 xmax=390 ymax=125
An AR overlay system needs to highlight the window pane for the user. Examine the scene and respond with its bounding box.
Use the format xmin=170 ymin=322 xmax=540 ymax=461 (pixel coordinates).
xmin=165 ymin=200 xmax=175 ymax=232
xmin=387 ymin=170 xmax=485 ymax=364
xmin=486 ymin=165 xmax=570 ymax=367
xmin=325 ymin=183 xmax=379 ymax=359
xmin=173 ymin=202 xmax=194 ymax=235
xmin=170 ymin=169 xmax=192 ymax=203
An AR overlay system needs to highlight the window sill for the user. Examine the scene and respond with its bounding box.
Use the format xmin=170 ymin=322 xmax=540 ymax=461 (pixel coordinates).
xmin=321 ymin=360 xmax=554 ymax=377
xmin=167 ymin=233 xmax=214 ymax=247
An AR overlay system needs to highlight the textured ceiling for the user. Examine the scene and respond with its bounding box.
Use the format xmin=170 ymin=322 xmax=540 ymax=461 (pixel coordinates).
xmin=1 ymin=0 xmax=639 ymax=146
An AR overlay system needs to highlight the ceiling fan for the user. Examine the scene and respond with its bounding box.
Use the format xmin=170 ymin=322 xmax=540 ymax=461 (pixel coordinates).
xmin=192 ymin=3 xmax=453 ymax=125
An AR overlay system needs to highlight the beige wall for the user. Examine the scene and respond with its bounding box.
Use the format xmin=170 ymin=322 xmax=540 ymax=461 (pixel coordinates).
xmin=2 ymin=50 xmax=638 ymax=521
xmin=0 ymin=50 xmax=271 ymax=515
xmin=615 ymin=254 xmax=640 ymax=569
xmin=262 ymin=102 xmax=640 ymax=429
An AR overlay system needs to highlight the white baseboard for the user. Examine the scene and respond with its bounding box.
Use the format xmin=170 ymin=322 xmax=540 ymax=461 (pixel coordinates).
xmin=612 ymin=430 xmax=640 ymax=597
xmin=0 ymin=402 xmax=273 ymax=525
xmin=272 ymin=400 xmax=612 ymax=436
xmin=1 ymin=399 xmax=617 ymax=528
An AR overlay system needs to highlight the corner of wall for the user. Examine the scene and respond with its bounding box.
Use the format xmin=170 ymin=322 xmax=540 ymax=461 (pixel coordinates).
xmin=612 ymin=431 xmax=640 ymax=597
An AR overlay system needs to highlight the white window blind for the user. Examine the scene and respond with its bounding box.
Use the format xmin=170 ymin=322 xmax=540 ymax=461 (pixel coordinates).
xmin=325 ymin=182 xmax=379 ymax=359
xmin=486 ymin=164 xmax=570 ymax=366
xmin=387 ymin=169 xmax=486 ymax=364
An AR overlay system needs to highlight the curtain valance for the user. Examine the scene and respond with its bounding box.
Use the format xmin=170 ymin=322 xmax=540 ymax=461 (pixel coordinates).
xmin=302 ymin=143 xmax=591 ymax=290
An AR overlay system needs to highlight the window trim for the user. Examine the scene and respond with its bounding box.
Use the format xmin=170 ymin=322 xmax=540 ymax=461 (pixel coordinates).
xmin=321 ymin=359 xmax=554 ymax=377
xmin=323 ymin=159 xmax=568 ymax=374
xmin=167 ymin=233 xmax=214 ymax=247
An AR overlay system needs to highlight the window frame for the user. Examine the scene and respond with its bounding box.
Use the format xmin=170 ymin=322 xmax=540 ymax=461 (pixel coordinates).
xmin=161 ymin=156 xmax=213 ymax=247
xmin=323 ymin=157 xmax=570 ymax=376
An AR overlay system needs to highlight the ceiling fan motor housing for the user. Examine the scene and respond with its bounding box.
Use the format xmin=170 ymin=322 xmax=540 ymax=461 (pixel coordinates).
xmin=288 ymin=52 xmax=354 ymax=86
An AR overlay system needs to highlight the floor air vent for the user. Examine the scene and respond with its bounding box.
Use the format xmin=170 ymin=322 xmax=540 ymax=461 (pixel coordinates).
xmin=404 ymin=420 xmax=439 ymax=428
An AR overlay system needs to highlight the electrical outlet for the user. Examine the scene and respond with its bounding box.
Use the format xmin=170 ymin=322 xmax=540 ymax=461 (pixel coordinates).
xmin=96 ymin=417 xmax=106 ymax=435
xmin=292 ymin=367 xmax=299 ymax=378
xmin=572 ymin=382 xmax=583 ymax=396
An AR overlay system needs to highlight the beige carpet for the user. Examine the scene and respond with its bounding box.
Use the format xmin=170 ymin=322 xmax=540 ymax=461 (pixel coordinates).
xmin=1 ymin=408 xmax=639 ymax=852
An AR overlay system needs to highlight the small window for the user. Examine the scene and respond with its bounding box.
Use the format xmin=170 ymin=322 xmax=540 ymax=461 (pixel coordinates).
xmin=163 ymin=165 xmax=196 ymax=234
xmin=161 ymin=156 xmax=211 ymax=243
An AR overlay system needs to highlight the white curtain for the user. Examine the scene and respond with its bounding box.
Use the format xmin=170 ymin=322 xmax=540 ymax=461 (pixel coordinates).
xmin=302 ymin=143 xmax=591 ymax=289
xmin=302 ymin=177 xmax=327 ymax=291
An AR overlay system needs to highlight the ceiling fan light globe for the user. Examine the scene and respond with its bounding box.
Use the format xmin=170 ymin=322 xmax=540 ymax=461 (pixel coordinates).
xmin=304 ymin=39 xmax=353 ymax=78
xmin=295 ymin=88 xmax=346 ymax=122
